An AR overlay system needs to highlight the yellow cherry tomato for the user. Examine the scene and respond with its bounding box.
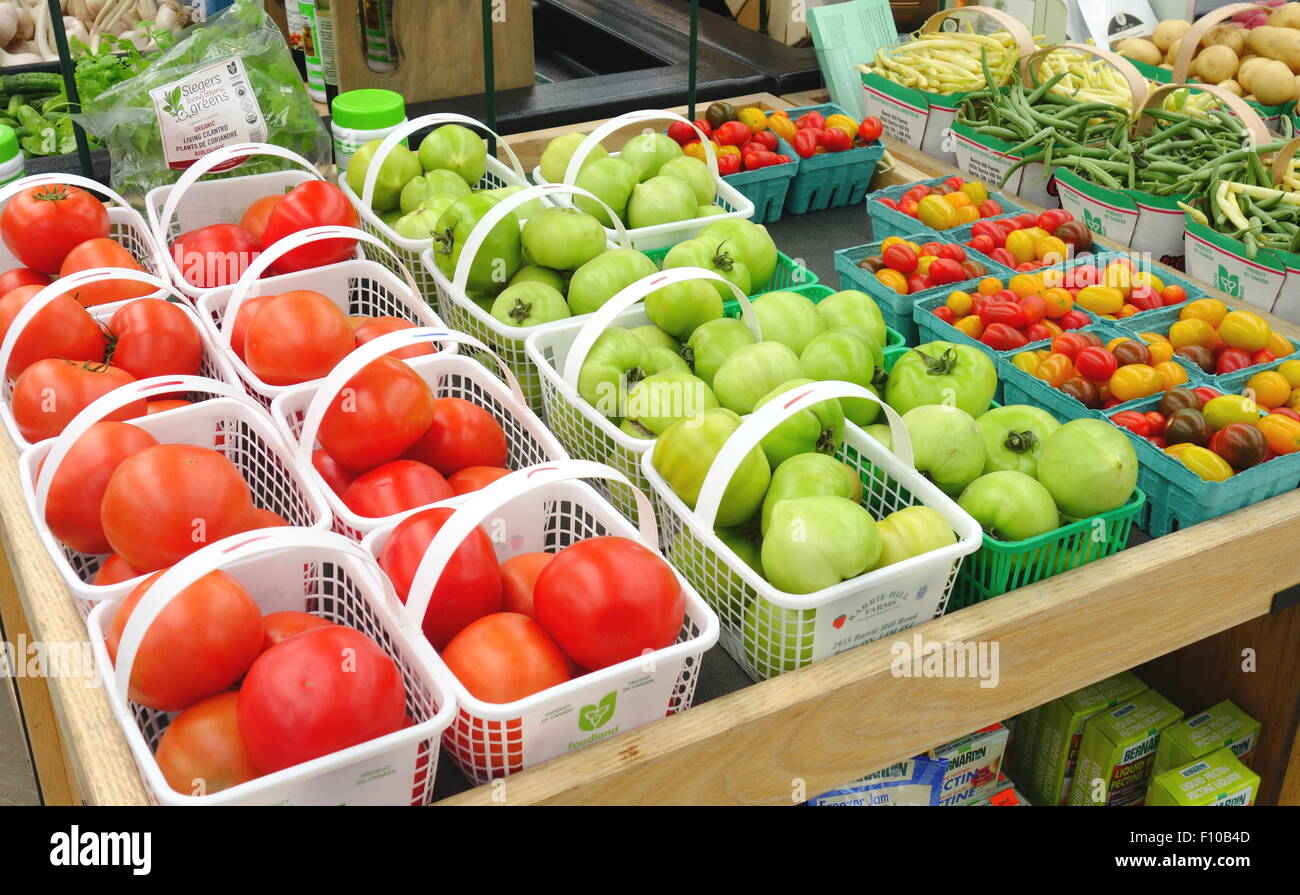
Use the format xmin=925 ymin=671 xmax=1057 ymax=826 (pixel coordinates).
xmin=1166 ymin=444 xmax=1234 ymax=481
xmin=906 ymin=241 xmax=923 ymax=255
xmin=717 ymin=144 xmax=741 ymax=161
xmin=1154 ymin=360 xmax=1188 ymax=390
xmin=1265 ymin=331 xmax=1294 ymax=357
xmin=1034 ymin=348 xmax=1052 ymax=362
xmin=977 ymin=277 xmax=1003 ymax=295
xmin=1168 ymin=317 xmax=1217 ymax=349
xmin=876 ymin=268 xmax=907 ymax=294
xmin=917 ymin=195 xmax=958 ymax=229
xmin=946 ymin=290 xmax=974 ymax=316
xmin=956 ymin=205 xmax=979 ymax=224
xmin=739 ymin=107 xmax=768 ymax=133
xmin=1278 ymin=359 xmax=1300 ymax=388
xmin=1178 ymin=298 xmax=1227 ymax=328
xmin=1139 ymin=331 xmax=1170 ymax=344
xmin=959 ymin=181 xmax=988 ymax=205
xmin=1102 ymin=262 xmax=1133 ymax=296
xmin=1218 ymin=309 xmax=1271 ymax=352
xmin=684 ymin=140 xmax=720 ymax=163
xmin=944 ymin=190 xmax=973 ymax=210
xmin=767 ymin=113 xmax=796 ymax=142
xmin=1131 ymin=271 xmax=1165 ymax=293
xmin=1146 ymin=340 xmax=1174 ymax=365
xmin=1004 ymin=230 xmax=1036 ymax=264
xmin=1035 ymin=236 xmax=1067 ymax=262
xmin=1289 ymin=388 xmax=1300 ymax=409
xmin=1008 ymin=273 xmax=1043 ymax=299
xmin=1202 ymin=394 xmax=1261 ymax=430
xmin=880 ymin=236 xmax=908 ymax=251
xmin=1245 ymin=370 xmax=1292 ymax=409
xmin=916 ymin=255 xmax=936 ymax=276
xmin=1109 ymin=364 xmax=1163 ymax=402
xmin=1011 ymin=352 xmax=1040 ymax=374
xmin=1075 ymin=285 xmax=1124 ymax=314
xmin=1257 ymin=413 xmax=1300 ymax=454
xmin=1041 ymin=319 xmax=1063 ymax=337
xmin=825 ymin=113 xmax=859 ymax=136
xmin=954 ymin=315 xmax=984 ymax=338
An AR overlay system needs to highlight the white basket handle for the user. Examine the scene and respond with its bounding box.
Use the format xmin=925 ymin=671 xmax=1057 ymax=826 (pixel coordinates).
xmin=361 ymin=112 xmax=527 ymax=208
xmin=0 ymin=268 xmax=180 ymax=383
xmin=401 ymin=460 xmax=658 ymax=628
xmin=110 ymin=529 xmax=402 ymax=698
xmin=291 ymin=326 xmax=522 ymax=467
xmin=560 ymin=266 xmax=761 ymax=390
xmin=689 ymin=380 xmax=914 ymax=530
xmin=32 ymin=374 xmax=248 ymax=518
xmin=0 ymin=172 xmax=139 ymax=212
xmin=562 ymin=110 xmax=718 ymax=185
xmin=446 ymin=183 xmax=630 ymax=293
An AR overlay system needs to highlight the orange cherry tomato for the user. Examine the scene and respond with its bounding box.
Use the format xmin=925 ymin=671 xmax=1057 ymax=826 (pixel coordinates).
xmin=1245 ymin=371 xmax=1292 ymax=409
xmin=1008 ymin=273 xmax=1043 ymax=299
xmin=1178 ymin=298 xmax=1227 ymax=328
xmin=1255 ymin=413 xmax=1300 ymax=454
xmin=1153 ymin=360 xmax=1188 ymax=390
xmin=1033 ymin=354 xmax=1075 ymax=388
xmin=876 ymin=268 xmax=908 ymax=294
xmin=1145 ymin=340 xmax=1174 ymax=364
xmin=977 ymin=277 xmax=1003 ymax=296
xmin=1041 ymin=287 xmax=1073 ymax=319
xmin=954 ymin=315 xmax=984 ymax=338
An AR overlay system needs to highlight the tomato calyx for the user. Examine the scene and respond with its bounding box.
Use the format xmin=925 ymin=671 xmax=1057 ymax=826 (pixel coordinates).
xmin=33 ymin=185 xmax=77 ymax=203
xmin=1003 ymin=429 xmax=1037 ymax=454
xmin=817 ymin=426 xmax=839 ymax=454
xmin=915 ymin=347 xmax=959 ymax=377
xmin=505 ymin=297 xmax=534 ymax=324
xmin=432 ymin=227 xmax=456 ymax=257
xmin=711 ymin=239 xmax=738 ymax=272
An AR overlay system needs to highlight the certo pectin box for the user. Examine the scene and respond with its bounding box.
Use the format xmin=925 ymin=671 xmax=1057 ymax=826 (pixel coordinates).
xmin=806 ymin=756 xmax=946 ymax=807
xmin=1153 ymin=700 xmax=1262 ymax=777
xmin=971 ymin=785 xmax=1031 ymax=806
xmin=1145 ymin=748 xmax=1260 ymax=807
xmin=1068 ymin=689 xmax=1184 ymax=807
xmin=1022 ymin=671 xmax=1148 ymax=806
xmin=931 ymin=723 xmax=1009 ymax=806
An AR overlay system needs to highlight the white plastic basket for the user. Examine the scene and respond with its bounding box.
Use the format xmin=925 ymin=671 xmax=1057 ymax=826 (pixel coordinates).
xmin=18 ymin=375 xmax=333 ymax=616
xmin=270 ymin=327 xmax=569 ymax=541
xmin=642 ymin=380 xmax=983 ymax=682
xmin=420 ymin=181 xmax=632 ymax=411
xmin=525 ymin=266 xmax=760 ymax=523
xmin=0 ymin=173 xmax=171 ymax=312
xmin=338 ymin=112 xmax=533 ymax=307
xmin=145 ymin=142 xmax=344 ymax=300
xmin=195 ymin=224 xmax=451 ymax=409
xmin=0 ymin=268 xmax=242 ymax=449
xmin=359 ymin=460 xmax=719 ymax=785
xmin=530 ymin=109 xmax=755 ymax=251
xmin=84 ymin=528 xmax=457 ymax=806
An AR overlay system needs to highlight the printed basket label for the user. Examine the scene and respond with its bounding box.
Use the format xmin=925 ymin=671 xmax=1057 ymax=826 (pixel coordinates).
xmin=1054 ymin=168 xmax=1138 ymax=246
xmin=1183 ymin=219 xmax=1286 ymax=310
xmin=811 ymin=564 xmax=945 ymax=662
xmin=150 ymin=58 xmax=268 ymax=171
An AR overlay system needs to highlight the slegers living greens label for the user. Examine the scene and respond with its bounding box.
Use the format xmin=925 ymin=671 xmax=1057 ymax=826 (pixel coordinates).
xmin=150 ymin=58 xmax=267 ymax=171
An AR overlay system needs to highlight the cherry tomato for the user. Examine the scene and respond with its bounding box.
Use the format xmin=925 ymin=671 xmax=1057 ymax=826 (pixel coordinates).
xmin=1144 ymin=412 xmax=1167 ymax=436
xmin=1075 ymin=346 xmax=1118 ymax=382
xmin=1111 ymin=410 xmax=1151 ymax=437
xmin=1058 ymin=310 xmax=1091 ymax=331
xmin=1216 ymin=347 xmax=1254 ymax=376
xmin=1109 ymin=364 xmax=1164 ymax=403
xmin=858 ymin=117 xmax=883 ymax=142
xmin=1033 ymin=353 xmax=1076 ymax=387
xmin=1050 ymin=332 xmax=1089 ymax=361
xmin=882 ymin=243 xmax=917 ymax=273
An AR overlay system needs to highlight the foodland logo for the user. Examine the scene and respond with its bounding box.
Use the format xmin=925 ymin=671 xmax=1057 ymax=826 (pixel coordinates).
xmin=569 ymin=691 xmax=619 ymax=750
xmin=50 ymin=827 xmax=151 ymax=876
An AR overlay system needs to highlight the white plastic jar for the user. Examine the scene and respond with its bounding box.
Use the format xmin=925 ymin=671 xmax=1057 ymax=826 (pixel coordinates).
xmin=330 ymin=89 xmax=407 ymax=176
xmin=0 ymin=125 xmax=25 ymax=186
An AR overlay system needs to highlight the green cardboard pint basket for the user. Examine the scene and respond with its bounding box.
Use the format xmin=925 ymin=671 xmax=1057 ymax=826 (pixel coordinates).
xmin=724 ymin=160 xmax=798 ymax=224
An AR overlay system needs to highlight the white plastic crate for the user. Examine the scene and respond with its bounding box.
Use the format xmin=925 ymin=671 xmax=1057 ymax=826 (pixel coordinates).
xmin=359 ymin=460 xmax=719 ymax=785
xmin=525 ymin=266 xmax=759 ymax=523
xmin=84 ymin=529 xmax=457 ymax=805
xmin=269 ymin=327 xmax=569 ymax=541
xmin=338 ymin=112 xmax=533 ymax=310
xmin=195 ymin=224 xmax=450 ymax=409
xmin=19 ymin=375 xmax=333 ymax=616
xmin=420 ymin=182 xmax=631 ymax=411
xmin=529 ymin=109 xmax=755 ymax=251
xmin=642 ymin=381 xmax=983 ymax=681
xmin=0 ymin=268 xmax=241 ymax=449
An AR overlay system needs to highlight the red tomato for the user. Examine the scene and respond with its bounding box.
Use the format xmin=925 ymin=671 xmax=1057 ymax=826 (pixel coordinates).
xmin=927 ymin=258 xmax=965 ymax=286
xmin=317 ymin=356 xmax=436 ymax=471
xmin=714 ymin=120 xmax=752 ymax=147
xmin=105 ymin=298 xmax=203 ymax=381
xmin=1144 ymin=411 xmax=1167 ymax=435
xmin=1018 ymin=293 xmax=1047 ymax=325
xmin=92 ymin=553 xmax=143 ymax=587
xmin=240 ymin=195 xmax=281 ymax=246
xmin=1024 ymin=323 xmax=1052 ymax=342
xmin=1252 ymin=349 xmax=1276 ymax=366
xmin=978 ymin=199 xmax=1003 ymax=218
xmin=448 ymin=465 xmax=510 ymax=495
xmin=1036 ymin=210 xmax=1069 ymax=233
xmin=989 ymin=247 xmax=1016 ymax=268
xmin=932 ymin=305 xmax=955 ymax=324
xmin=1128 ymin=285 xmax=1162 ymax=312
xmin=146 ymin=398 xmax=190 ymax=414
xmin=261 ymin=182 xmax=360 ymax=273
xmin=227 ymin=294 xmax=272 ymax=364
xmin=58 ymin=239 xmax=153 ymax=307
xmin=441 ymin=613 xmax=570 ymax=703
xmin=500 ymin=552 xmax=553 ymax=619
xmin=1 ymin=184 xmax=109 ymax=273
xmin=1216 ymin=348 xmax=1253 ymax=375
xmin=312 ymin=448 xmax=357 ymax=496
xmin=260 ymin=610 xmax=332 ymax=652
xmin=1050 ymin=332 xmax=1089 ymax=361
xmin=155 ymin=691 xmax=261 ymax=796
xmin=968 ymin=234 xmax=995 ymax=255
xmin=978 ymin=301 xmax=1027 ymax=329
xmin=238 ymin=625 xmax=406 ymax=774
xmin=969 ymin=220 xmax=1004 ymax=245
xmin=352 ymin=316 xmax=436 ymax=360
xmin=0 ymin=284 xmax=107 ymax=378
xmin=247 ymin=507 xmax=289 ymax=529
xmin=1111 ymin=410 xmax=1150 ymax=437
xmin=881 ymin=244 xmax=917 ymax=273
xmin=906 ymin=274 xmax=931 ymax=293
xmin=858 ymin=116 xmax=883 ymax=142
xmin=796 ymin=110 xmax=826 ymax=131
xmin=41 ymin=421 xmax=158 ymax=555
xmin=1161 ymin=284 xmax=1187 ymax=306
xmin=819 ymin=128 xmax=852 ymax=152
xmin=12 ymin=360 xmax=140 ymax=443
xmin=533 ymin=537 xmax=685 ymax=671
xmin=100 ymin=444 xmax=255 ymax=572
xmin=1075 ymin=346 xmax=1118 ymax=382
xmin=1058 ymin=310 xmax=1091 ymax=330
xmin=666 ymin=121 xmax=697 ymax=146
xmin=877 ymin=196 xmax=899 ymax=211
xmin=243 ymin=290 xmax=354 ymax=386
xmin=341 ymin=459 xmax=453 ymax=518
xmin=378 ymin=506 xmax=502 ymax=649
xmin=171 ymin=224 xmax=261 ymax=289
xmin=1192 ymin=387 xmax=1222 ymax=405
xmin=404 ymin=397 xmax=507 ymax=476
xmin=0 ymin=267 xmax=50 ymax=295
xmin=106 ymin=569 xmax=263 ymax=711
xmin=918 ymin=242 xmax=943 ymax=258
xmin=937 ymin=243 xmax=966 ymax=263
xmin=981 ymin=323 xmax=1028 ymax=351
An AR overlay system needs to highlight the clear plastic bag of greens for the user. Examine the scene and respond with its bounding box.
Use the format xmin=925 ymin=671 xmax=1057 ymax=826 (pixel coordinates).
xmin=74 ymin=0 xmax=330 ymax=205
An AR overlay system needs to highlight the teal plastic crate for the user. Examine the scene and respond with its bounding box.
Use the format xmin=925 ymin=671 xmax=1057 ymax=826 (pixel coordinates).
xmin=723 ymin=283 xmax=905 ymax=349
xmin=642 ymin=246 xmax=818 ymax=295
xmin=724 ymin=159 xmax=798 ymax=224
xmin=1116 ymin=305 xmax=1300 ymax=383
xmin=774 ymin=104 xmax=884 ymax=214
xmin=867 ymin=177 xmax=1030 ymax=242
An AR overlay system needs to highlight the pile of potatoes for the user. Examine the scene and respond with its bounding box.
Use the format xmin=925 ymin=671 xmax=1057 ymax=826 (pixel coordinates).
xmin=1115 ymin=3 xmax=1300 ymax=107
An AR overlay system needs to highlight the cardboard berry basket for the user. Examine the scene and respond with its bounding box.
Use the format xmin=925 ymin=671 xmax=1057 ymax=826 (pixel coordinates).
xmin=867 ymin=176 xmax=1030 ymax=243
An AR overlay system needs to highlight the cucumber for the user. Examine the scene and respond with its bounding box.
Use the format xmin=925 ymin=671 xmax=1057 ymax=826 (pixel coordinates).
xmin=1 ymin=73 xmax=64 ymax=97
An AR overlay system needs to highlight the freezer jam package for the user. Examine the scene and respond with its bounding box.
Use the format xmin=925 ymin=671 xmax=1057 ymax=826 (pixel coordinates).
xmin=1152 ymin=700 xmax=1261 ymax=777
xmin=931 ymin=723 xmax=1009 ymax=806
xmin=1068 ymin=689 xmax=1185 ymax=807
xmin=806 ymin=756 xmax=947 ymax=806
xmin=1021 ymin=671 xmax=1148 ymax=806
xmin=1145 ymin=748 xmax=1260 ymax=807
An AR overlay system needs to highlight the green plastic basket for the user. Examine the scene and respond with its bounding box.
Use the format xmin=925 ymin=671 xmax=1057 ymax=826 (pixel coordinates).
xmin=641 ymin=246 xmax=818 ymax=295
xmin=724 ymin=160 xmax=798 ymax=224
xmin=774 ymin=104 xmax=884 ymax=214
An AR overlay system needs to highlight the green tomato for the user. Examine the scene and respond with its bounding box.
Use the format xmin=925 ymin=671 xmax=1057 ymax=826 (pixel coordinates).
xmin=645 ymin=277 xmax=724 ymax=342
xmin=618 ymin=370 xmax=717 ymax=438
xmin=742 ymin=599 xmax=814 ymax=677
xmin=630 ymin=325 xmax=680 ymax=355
xmin=399 ymin=170 xmax=471 ymax=214
xmin=379 ymin=207 xmax=404 ymax=229
xmin=655 ymin=408 xmax=771 ymax=527
xmin=479 ymin=185 xmax=545 ymax=221
xmin=1036 ymin=419 xmax=1137 ymax=519
xmin=393 ymin=194 xmax=457 ymax=240
xmin=577 ymin=327 xmax=652 ymax=416
xmin=817 ymin=290 xmax=888 ymax=352
xmin=698 ymin=218 xmax=778 ymax=288
xmin=521 ymin=207 xmax=607 ymax=271
xmin=760 ymin=452 xmax=861 ymax=535
xmin=431 ymin=193 xmax=522 ymax=294
xmin=649 ymin=346 xmax=689 ymax=374
xmin=565 ymin=248 xmax=658 ymax=316
xmin=575 ymin=156 xmax=638 ymax=226
xmin=716 ymin=524 xmax=763 ymax=574
xmin=958 ymin=471 xmax=1060 ymax=541
xmin=620 ymin=133 xmax=683 ymax=181
xmin=684 ymin=317 xmax=754 ymax=388
xmin=752 ymin=291 xmax=826 ymax=355
xmin=902 ymin=404 xmax=985 ymax=497
xmin=696 ymin=204 xmax=726 ymax=218
xmin=662 ymin=237 xmax=751 ymax=302
xmin=540 ymin=133 xmax=608 ymax=184
xmin=884 ymin=341 xmax=997 ymax=419
xmin=509 ymin=265 xmax=567 ymax=293
xmin=489 ymin=281 xmax=571 ymax=328
xmin=864 ymin=423 xmax=892 ymax=450
xmin=753 ymin=377 xmax=845 ymax=470
xmin=761 ymin=497 xmax=880 ymax=594
xmin=627 ymin=176 xmax=697 ymax=229
xmin=799 ymin=330 xmax=879 ymax=426
xmin=872 ymin=506 xmax=957 ymax=570
xmin=976 ymin=404 xmax=1061 ymax=477
xmin=469 ymin=292 xmax=496 ymax=313
xmin=713 ymin=341 xmax=804 ymax=414
xmin=346 ymin=139 xmax=421 ymax=212
xmin=658 ymin=156 xmax=715 ymax=205
xmin=419 ymin=124 xmax=488 ymax=185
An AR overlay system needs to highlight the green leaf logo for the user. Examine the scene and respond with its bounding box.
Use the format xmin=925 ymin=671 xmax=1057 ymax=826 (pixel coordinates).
xmin=1215 ymin=265 xmax=1241 ymax=296
xmin=162 ymin=86 xmax=182 ymax=118
xmin=578 ymin=691 xmax=617 ymax=731
xmin=1083 ymin=209 xmax=1103 ymax=233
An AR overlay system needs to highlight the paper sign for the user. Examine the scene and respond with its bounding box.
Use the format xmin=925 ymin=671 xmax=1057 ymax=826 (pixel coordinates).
xmin=1072 ymin=0 xmax=1158 ymax=45
xmin=808 ymin=0 xmax=897 ymax=121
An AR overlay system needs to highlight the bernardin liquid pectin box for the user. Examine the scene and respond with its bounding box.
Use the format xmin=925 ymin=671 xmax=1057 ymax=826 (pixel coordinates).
xmin=1068 ymin=689 xmax=1185 ymax=806
xmin=931 ymin=723 xmax=1009 ymax=806
xmin=1145 ymin=747 xmax=1260 ymax=806
xmin=1152 ymin=700 xmax=1262 ymax=777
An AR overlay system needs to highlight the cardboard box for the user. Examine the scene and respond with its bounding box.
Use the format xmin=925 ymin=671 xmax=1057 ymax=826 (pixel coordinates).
xmin=1068 ymin=689 xmax=1185 ymax=806
xmin=970 ymin=784 xmax=1031 ymax=806
xmin=1153 ymin=700 xmax=1262 ymax=776
xmin=807 ymin=755 xmax=947 ymax=806
xmin=931 ymin=723 xmax=1009 ymax=806
xmin=1146 ymin=748 xmax=1259 ymax=807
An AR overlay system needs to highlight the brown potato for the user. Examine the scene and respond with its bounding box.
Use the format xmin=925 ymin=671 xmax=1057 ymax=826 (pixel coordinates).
xmin=1116 ymin=37 xmax=1162 ymax=66
xmin=1194 ymin=45 xmax=1239 ymax=84
xmin=1251 ymin=59 xmax=1297 ymax=104
xmin=1204 ymin=25 xmax=1247 ymax=57
xmin=1152 ymin=20 xmax=1191 ymax=52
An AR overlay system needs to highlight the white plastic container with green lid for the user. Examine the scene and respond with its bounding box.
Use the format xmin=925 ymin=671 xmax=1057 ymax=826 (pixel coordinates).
xmin=330 ymin=88 xmax=406 ymax=175
xmin=0 ymin=125 xmax=25 ymax=186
